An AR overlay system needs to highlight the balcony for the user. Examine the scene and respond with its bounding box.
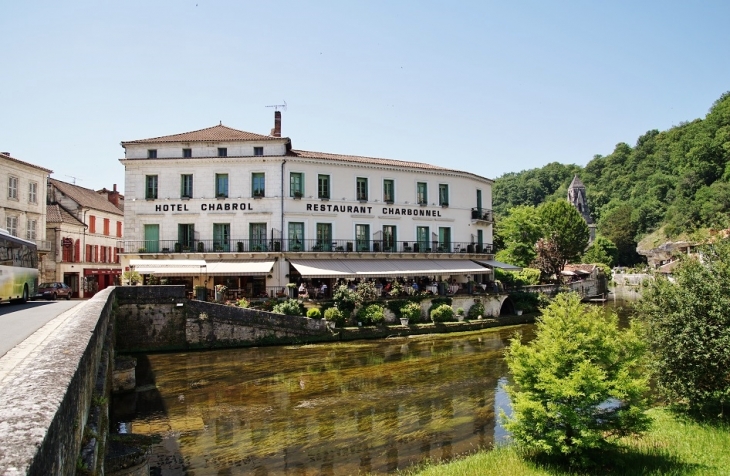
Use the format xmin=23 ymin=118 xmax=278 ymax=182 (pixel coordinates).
xmin=471 ymin=208 xmax=493 ymax=223
xmin=119 ymin=239 xmax=494 ymax=256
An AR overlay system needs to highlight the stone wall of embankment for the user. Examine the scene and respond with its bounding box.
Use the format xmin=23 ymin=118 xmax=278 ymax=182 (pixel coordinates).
xmin=0 ymin=288 xmax=115 ymax=476
xmin=115 ymin=286 xmax=532 ymax=353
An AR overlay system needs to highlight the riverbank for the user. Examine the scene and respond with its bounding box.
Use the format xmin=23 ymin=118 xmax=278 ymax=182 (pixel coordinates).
xmin=405 ymin=407 xmax=730 ymax=475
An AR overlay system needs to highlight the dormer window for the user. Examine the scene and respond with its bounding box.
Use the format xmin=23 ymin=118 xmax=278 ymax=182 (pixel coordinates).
xmin=148 ymin=149 xmax=157 ymax=159
xmin=218 ymin=148 xmax=227 ymax=157
xmin=254 ymin=147 xmax=264 ymax=156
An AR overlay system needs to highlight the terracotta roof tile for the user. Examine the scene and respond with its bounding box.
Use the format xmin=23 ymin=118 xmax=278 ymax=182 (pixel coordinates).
xmin=121 ymin=124 xmax=283 ymax=145
xmin=46 ymin=204 xmax=86 ymax=227
xmin=50 ymin=179 xmax=123 ymax=216
xmin=0 ymin=152 xmax=53 ymax=174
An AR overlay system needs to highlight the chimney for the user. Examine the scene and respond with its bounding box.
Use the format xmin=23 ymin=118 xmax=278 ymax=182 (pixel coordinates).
xmin=107 ymin=184 xmax=120 ymax=208
xmin=271 ymin=110 xmax=281 ymax=138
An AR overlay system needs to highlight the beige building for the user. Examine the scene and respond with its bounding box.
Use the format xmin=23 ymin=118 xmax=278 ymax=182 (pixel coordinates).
xmin=119 ymin=113 xmax=503 ymax=298
xmin=45 ymin=179 xmax=124 ymax=297
xmin=0 ymin=151 xmax=53 ymax=275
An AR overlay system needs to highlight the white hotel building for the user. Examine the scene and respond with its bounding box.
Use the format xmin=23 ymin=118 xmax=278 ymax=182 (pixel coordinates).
xmin=120 ymin=113 xmax=505 ymax=298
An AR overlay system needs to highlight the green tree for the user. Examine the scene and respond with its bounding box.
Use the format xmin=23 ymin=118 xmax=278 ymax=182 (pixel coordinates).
xmin=581 ymin=236 xmax=618 ymax=267
xmin=598 ymin=203 xmax=640 ymax=266
xmin=538 ymin=200 xmax=590 ymax=265
xmin=494 ymin=205 xmax=542 ymax=267
xmin=636 ymin=240 xmax=730 ymax=416
xmin=503 ymin=294 xmax=650 ymax=465
xmin=531 ymin=237 xmax=564 ymax=283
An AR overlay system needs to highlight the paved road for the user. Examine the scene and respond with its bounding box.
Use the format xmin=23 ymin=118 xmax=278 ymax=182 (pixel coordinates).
xmin=0 ymin=299 xmax=83 ymax=358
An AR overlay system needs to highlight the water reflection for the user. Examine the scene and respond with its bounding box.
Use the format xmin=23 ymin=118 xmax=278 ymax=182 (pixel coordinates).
xmin=112 ymin=326 xmax=534 ymax=475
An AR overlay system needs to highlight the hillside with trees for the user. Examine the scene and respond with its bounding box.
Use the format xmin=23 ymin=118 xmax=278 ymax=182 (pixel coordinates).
xmin=493 ymin=91 xmax=730 ymax=266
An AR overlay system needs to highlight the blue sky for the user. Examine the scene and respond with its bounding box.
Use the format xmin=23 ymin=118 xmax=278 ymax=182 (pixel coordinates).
xmin=1 ymin=1 xmax=729 ymax=193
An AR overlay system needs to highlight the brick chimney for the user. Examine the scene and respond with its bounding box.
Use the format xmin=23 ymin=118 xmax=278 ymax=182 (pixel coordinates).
xmin=107 ymin=184 xmax=120 ymax=208
xmin=271 ymin=110 xmax=281 ymax=137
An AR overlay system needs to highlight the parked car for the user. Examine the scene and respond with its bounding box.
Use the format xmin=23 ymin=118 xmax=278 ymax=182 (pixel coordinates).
xmin=34 ymin=282 xmax=72 ymax=300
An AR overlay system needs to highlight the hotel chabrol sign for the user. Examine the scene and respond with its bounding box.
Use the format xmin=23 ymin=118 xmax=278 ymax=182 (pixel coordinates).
xmin=152 ymin=202 xmax=255 ymax=213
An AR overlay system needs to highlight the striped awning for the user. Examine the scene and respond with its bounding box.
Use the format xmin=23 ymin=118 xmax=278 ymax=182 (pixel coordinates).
xmin=473 ymin=259 xmax=523 ymax=272
xmin=289 ymin=259 xmax=492 ymax=279
xmin=130 ymin=259 xmax=206 ymax=276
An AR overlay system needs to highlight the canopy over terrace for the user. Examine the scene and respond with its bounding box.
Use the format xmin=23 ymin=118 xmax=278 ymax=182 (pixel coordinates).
xmin=473 ymin=259 xmax=523 ymax=272
xmin=129 ymin=259 xmax=274 ymax=276
xmin=288 ymin=259 xmax=492 ymax=279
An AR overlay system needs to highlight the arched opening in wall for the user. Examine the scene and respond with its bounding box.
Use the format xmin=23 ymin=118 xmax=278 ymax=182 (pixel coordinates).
xmin=500 ymin=297 xmax=516 ymax=316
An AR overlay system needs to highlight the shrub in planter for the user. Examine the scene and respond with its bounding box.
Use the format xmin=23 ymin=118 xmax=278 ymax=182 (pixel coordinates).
xmin=324 ymin=307 xmax=345 ymax=327
xmin=356 ymin=304 xmax=385 ymax=325
xmin=356 ymin=281 xmax=379 ymax=302
xmin=400 ymin=302 xmax=422 ymax=323
xmin=307 ymin=308 xmax=322 ymax=319
xmin=237 ymin=298 xmax=250 ymax=308
xmin=468 ymin=300 xmax=485 ymax=319
xmin=428 ymin=297 xmax=453 ymax=317
xmin=431 ymin=304 xmax=454 ymax=322
xmin=333 ymin=285 xmax=361 ymax=318
xmin=272 ymin=299 xmax=305 ymax=316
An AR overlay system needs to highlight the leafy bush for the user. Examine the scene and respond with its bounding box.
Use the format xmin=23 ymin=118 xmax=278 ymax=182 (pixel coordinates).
xmin=428 ymin=297 xmax=452 ymax=316
xmin=356 ymin=281 xmax=379 ymax=302
xmin=323 ymin=307 xmax=344 ymax=326
xmin=636 ymin=240 xmax=730 ymax=416
xmin=386 ymin=299 xmax=410 ymax=319
xmin=272 ymin=299 xmax=305 ymax=316
xmin=468 ymin=300 xmax=484 ymax=319
xmin=332 ymin=285 xmax=361 ymax=318
xmin=356 ymin=304 xmax=385 ymax=325
xmin=237 ymin=298 xmax=250 ymax=308
xmin=430 ymin=304 xmax=454 ymax=322
xmin=399 ymin=302 xmax=422 ymax=322
xmin=456 ymin=307 xmax=465 ymax=316
xmin=306 ymin=308 xmax=322 ymax=319
xmin=509 ymin=291 xmax=545 ymax=313
xmin=389 ymin=281 xmax=405 ymax=297
xmin=503 ymin=293 xmax=650 ymax=466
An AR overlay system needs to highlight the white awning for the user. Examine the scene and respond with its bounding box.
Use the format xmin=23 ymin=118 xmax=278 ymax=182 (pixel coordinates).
xmin=130 ymin=259 xmax=207 ymax=276
xmin=474 ymin=260 xmax=523 ymax=272
xmin=206 ymin=260 xmax=275 ymax=276
xmin=289 ymin=259 xmax=492 ymax=279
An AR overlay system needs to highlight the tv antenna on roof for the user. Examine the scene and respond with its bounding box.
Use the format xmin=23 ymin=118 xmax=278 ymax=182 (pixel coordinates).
xmin=65 ymin=175 xmax=83 ymax=184
xmin=266 ymin=100 xmax=287 ymax=112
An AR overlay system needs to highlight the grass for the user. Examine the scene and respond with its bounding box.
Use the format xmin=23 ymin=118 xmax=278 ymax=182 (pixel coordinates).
xmin=403 ymin=407 xmax=730 ymax=476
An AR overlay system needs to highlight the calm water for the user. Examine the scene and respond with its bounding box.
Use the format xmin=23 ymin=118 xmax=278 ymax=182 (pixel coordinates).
xmin=111 ymin=325 xmax=534 ymax=475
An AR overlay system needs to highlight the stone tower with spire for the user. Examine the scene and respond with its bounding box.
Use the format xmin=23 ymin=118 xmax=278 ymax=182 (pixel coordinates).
xmin=567 ymin=175 xmax=596 ymax=243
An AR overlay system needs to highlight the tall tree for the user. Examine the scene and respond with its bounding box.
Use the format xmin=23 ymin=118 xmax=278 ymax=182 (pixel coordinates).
xmin=581 ymin=236 xmax=618 ymax=267
xmin=538 ymin=200 xmax=590 ymax=264
xmin=494 ymin=205 xmax=542 ymax=267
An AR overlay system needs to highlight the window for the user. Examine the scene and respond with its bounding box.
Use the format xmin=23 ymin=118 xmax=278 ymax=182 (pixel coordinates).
xmin=318 ymin=174 xmax=330 ymax=199
xmin=183 ymin=148 xmax=192 ymax=158
xmin=356 ymin=177 xmax=368 ymax=201
xmin=252 ymin=173 xmax=265 ymax=197
xmin=143 ymin=224 xmax=160 ymax=253
xmin=62 ymin=237 xmax=73 ymax=262
xmin=417 ymin=226 xmax=430 ymax=251
xmin=383 ymin=225 xmax=397 ymax=252
xmin=316 ymin=223 xmax=332 ymax=251
xmin=89 ymin=215 xmax=96 ymax=233
xmin=28 ymin=182 xmax=38 ymax=204
xmin=215 ymin=173 xmax=228 ymax=198
xmin=439 ymin=184 xmax=449 ymax=206
xmin=213 ymin=223 xmax=230 ymax=251
xmin=6 ymin=216 xmax=17 ymax=236
xmin=417 ymin=182 xmax=428 ymax=205
xmin=249 ymin=223 xmax=267 ymax=251
xmin=288 ymin=222 xmax=304 ymax=251
xmin=290 ymin=172 xmax=303 ymax=197
xmin=8 ymin=176 xmax=18 ymax=199
xmin=181 ymin=174 xmax=193 ymax=198
xmin=383 ymin=179 xmax=394 ymax=203
xmin=116 ymin=221 xmax=123 ymax=238
xmin=103 ymin=218 xmax=110 ymax=236
xmin=178 ymin=224 xmax=195 ymax=250
xmin=477 ymin=229 xmax=484 ymax=252
xmin=145 ymin=175 xmax=158 ymax=199
xmin=218 ymin=147 xmax=227 ymax=157
xmin=438 ymin=227 xmax=451 ymax=252
xmin=148 ymin=149 xmax=157 ymax=159
xmin=254 ymin=146 xmax=263 ymax=156
xmin=355 ymin=224 xmax=370 ymax=251
xmin=26 ymin=219 xmax=37 ymax=240
xmin=476 ymin=189 xmax=482 ymax=212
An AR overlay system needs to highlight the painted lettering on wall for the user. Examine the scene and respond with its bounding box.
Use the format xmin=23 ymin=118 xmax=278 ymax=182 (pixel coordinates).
xmin=304 ymin=203 xmax=442 ymax=217
xmin=152 ymin=203 xmax=254 ymax=213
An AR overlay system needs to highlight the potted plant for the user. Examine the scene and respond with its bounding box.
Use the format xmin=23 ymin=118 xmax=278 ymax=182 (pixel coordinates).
xmin=324 ymin=307 xmax=343 ymax=329
xmin=399 ymin=302 xmax=421 ymax=326
xmin=286 ymin=282 xmax=297 ymax=299
xmin=214 ymin=284 xmax=227 ymax=302
xmin=197 ymin=242 xmax=205 ymax=253
xmin=456 ymin=307 xmax=465 ymax=322
xmin=293 ymin=191 xmax=303 ymax=199
xmin=122 ymin=270 xmax=141 ymax=286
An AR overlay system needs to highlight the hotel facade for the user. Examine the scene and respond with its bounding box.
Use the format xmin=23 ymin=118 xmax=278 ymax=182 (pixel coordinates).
xmin=119 ymin=113 xmax=503 ymax=298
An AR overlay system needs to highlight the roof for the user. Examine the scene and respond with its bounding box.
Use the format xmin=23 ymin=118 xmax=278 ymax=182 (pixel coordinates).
xmin=50 ymin=179 xmax=124 ymax=216
xmin=568 ymin=175 xmax=585 ymax=189
xmin=121 ymin=124 xmax=283 ymax=146
xmin=46 ymin=204 xmax=86 ymax=227
xmin=0 ymin=152 xmax=53 ymax=174
xmin=289 ymin=149 xmax=491 ymax=181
